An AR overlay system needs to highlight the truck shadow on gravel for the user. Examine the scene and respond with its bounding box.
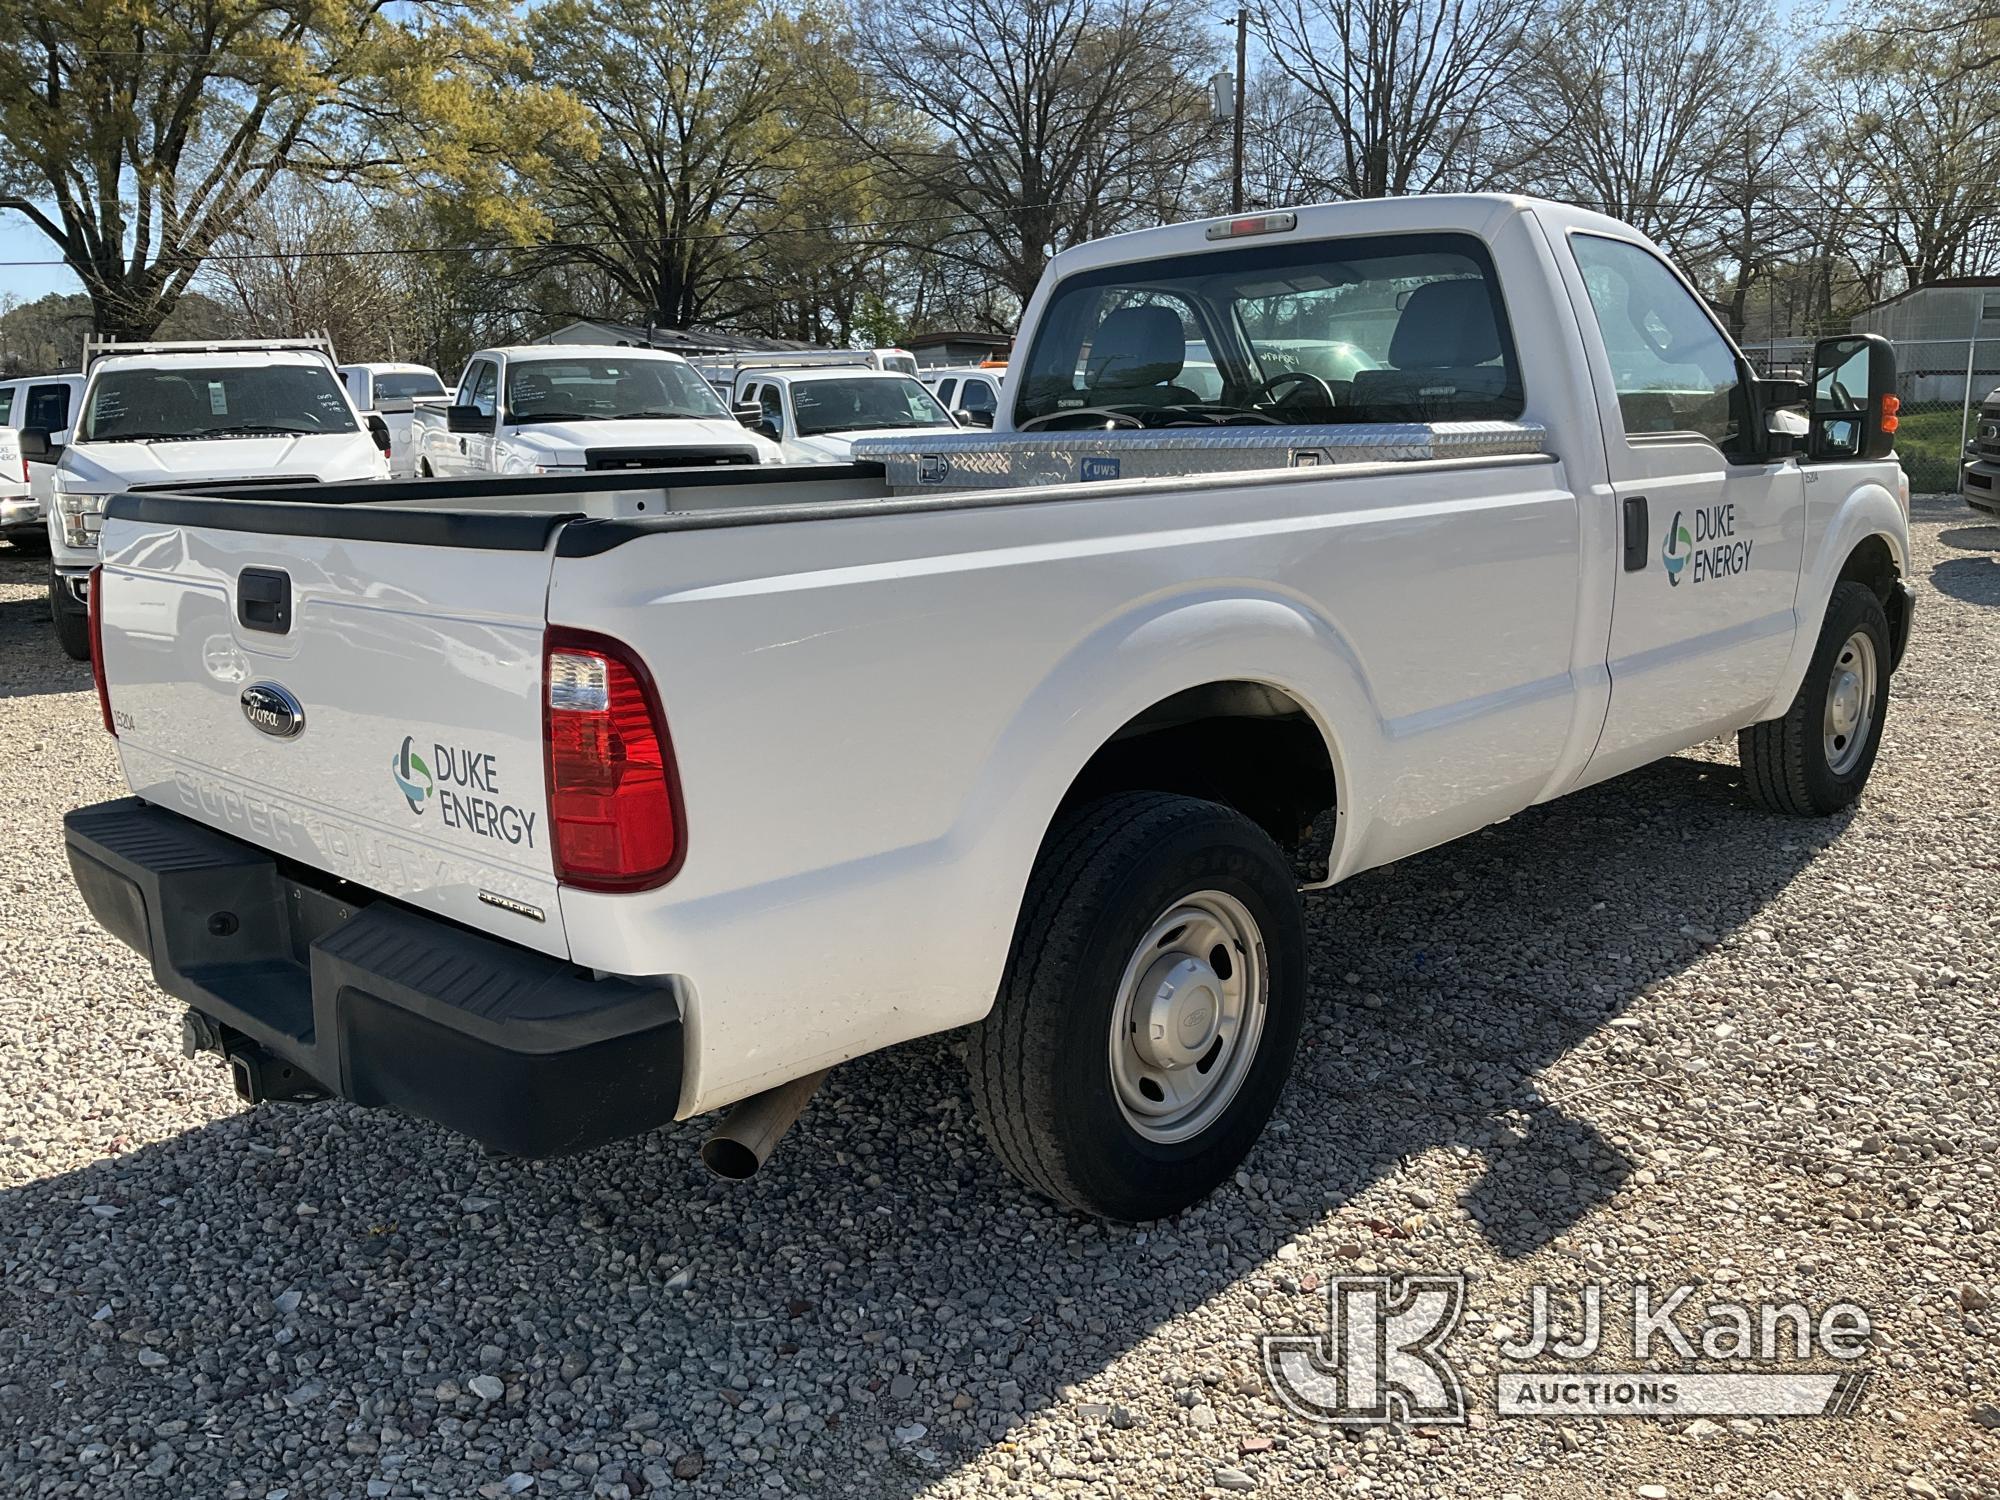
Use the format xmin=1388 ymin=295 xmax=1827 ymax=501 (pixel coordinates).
xmin=0 ymin=752 xmax=1841 ymax=1497
xmin=0 ymin=551 xmax=85 ymax=702
xmin=1932 ymin=518 xmax=2000 ymax=606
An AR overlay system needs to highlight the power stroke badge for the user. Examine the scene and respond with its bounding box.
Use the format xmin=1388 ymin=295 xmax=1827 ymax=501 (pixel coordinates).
xmin=391 ymin=735 xmax=539 ymax=848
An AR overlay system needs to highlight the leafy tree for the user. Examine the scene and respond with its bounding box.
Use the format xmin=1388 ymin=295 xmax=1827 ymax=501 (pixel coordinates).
xmin=0 ymin=0 xmax=574 ymax=340
xmin=523 ymin=0 xmax=811 ymax=329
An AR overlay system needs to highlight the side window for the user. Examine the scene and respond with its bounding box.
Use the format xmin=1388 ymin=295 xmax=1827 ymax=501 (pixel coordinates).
xmin=0 ymin=386 xmax=13 ymax=424
xmin=960 ymin=378 xmax=997 ymax=416
xmin=758 ymin=384 xmax=784 ymax=432
xmin=465 ymin=361 xmax=498 ymax=420
xmin=1572 ymin=235 xmax=1742 ymax=450
xmin=935 ymin=378 xmax=957 ymax=407
xmin=25 ymin=382 xmax=72 ymax=433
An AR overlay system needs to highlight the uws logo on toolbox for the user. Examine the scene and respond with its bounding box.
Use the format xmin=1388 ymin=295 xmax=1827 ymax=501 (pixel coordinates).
xmin=391 ymin=734 xmax=539 ymax=848
xmin=1662 ymin=503 xmax=1753 ymax=588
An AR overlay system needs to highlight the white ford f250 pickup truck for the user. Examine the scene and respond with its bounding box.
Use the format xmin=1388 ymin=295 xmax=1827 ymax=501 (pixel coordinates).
xmin=36 ymin=338 xmax=389 ymax=660
xmin=411 ymin=345 xmax=781 ymax=477
xmin=65 ymin=196 xmax=1913 ymax=1221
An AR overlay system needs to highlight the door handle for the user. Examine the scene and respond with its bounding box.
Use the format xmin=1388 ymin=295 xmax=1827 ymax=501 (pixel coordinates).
xmin=459 ymin=437 xmax=467 ymax=456
xmin=1622 ymin=495 xmax=1649 ymax=572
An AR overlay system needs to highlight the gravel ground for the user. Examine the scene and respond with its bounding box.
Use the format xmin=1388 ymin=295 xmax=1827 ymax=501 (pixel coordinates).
xmin=1 ymin=495 xmax=1996 ymax=1500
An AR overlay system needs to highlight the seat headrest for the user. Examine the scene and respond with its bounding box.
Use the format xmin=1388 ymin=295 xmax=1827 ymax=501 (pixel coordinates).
xmin=1087 ymin=306 xmax=1187 ymax=388
xmin=1389 ymin=280 xmax=1503 ymax=370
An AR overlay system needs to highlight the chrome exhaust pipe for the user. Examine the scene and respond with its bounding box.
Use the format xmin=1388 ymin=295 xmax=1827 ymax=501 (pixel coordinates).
xmin=699 ymin=1069 xmax=830 ymax=1179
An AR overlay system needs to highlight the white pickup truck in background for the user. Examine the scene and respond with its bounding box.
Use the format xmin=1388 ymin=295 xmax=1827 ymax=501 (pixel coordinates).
xmin=411 ymin=346 xmax=781 ymax=477
xmin=67 ymin=195 xmax=1913 ymax=1221
xmin=338 ymin=362 xmax=451 ymax=479
xmin=36 ymin=338 xmax=388 ymax=659
xmin=0 ymin=372 xmax=85 ymax=544
xmin=732 ymin=367 xmax=959 ymax=462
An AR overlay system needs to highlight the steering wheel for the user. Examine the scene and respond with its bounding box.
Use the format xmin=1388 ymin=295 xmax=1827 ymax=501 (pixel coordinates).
xmin=1248 ymin=371 xmax=1338 ymax=411
xmin=1018 ymin=406 xmax=1148 ymax=432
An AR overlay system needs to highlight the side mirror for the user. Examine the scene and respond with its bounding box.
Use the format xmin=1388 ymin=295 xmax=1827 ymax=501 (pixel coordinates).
xmin=18 ymin=427 xmax=54 ymax=463
xmin=954 ymin=408 xmax=994 ymax=429
xmin=365 ymin=414 xmax=392 ymax=454
xmin=1808 ymin=333 xmax=1898 ymax=462
xmin=445 ymin=403 xmax=491 ymax=435
xmin=733 ymin=402 xmax=763 ymax=428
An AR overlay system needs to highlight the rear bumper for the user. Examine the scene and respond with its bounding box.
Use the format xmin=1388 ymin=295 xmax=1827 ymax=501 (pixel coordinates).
xmin=64 ymin=798 xmax=685 ymax=1156
xmin=0 ymin=494 xmax=40 ymax=535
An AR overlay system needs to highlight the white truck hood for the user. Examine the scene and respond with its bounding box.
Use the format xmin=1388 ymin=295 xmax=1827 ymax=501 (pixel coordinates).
xmin=59 ymin=433 xmax=383 ymax=491
xmin=787 ymin=426 xmax=960 ymax=464
xmin=508 ymin=417 xmax=780 ymax=463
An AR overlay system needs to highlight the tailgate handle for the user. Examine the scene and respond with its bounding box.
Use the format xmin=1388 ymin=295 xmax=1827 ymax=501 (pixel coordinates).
xmin=238 ymin=568 xmax=292 ymax=634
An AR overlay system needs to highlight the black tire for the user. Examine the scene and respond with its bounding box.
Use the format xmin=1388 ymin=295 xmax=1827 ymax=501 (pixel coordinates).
xmin=1738 ymin=580 xmax=1890 ymax=816
xmin=967 ymin=792 xmax=1306 ymax=1221
xmin=49 ymin=569 xmax=90 ymax=660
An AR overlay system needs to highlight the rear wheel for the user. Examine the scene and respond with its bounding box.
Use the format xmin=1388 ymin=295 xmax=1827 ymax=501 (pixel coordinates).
xmin=49 ymin=568 xmax=89 ymax=660
xmin=1739 ymin=580 xmax=1890 ymax=815
xmin=967 ymin=792 xmax=1306 ymax=1221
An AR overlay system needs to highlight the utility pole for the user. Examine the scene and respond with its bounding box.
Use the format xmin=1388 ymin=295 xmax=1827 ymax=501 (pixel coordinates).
xmin=1231 ymin=7 xmax=1248 ymax=215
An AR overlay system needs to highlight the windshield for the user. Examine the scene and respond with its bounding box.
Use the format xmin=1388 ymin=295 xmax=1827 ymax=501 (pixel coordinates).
xmin=792 ymin=377 xmax=952 ymax=436
xmin=505 ymin=358 xmax=729 ymax=422
xmin=81 ymin=364 xmax=358 ymax=442
xmin=374 ymin=369 xmax=447 ymax=400
xmin=880 ymin=354 xmax=919 ymax=376
xmin=1013 ymin=230 xmax=1522 ymax=430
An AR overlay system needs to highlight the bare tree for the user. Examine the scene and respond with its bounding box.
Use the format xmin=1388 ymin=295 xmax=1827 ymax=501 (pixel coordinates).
xmin=1249 ymin=0 xmax=1537 ymax=201
xmin=1513 ymin=0 xmax=1777 ymax=254
xmin=828 ymin=0 xmax=1218 ymax=307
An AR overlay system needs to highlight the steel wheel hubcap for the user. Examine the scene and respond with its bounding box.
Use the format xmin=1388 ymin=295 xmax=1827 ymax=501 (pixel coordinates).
xmin=1823 ymin=630 xmax=1878 ymax=776
xmin=1109 ymin=891 xmax=1267 ymax=1144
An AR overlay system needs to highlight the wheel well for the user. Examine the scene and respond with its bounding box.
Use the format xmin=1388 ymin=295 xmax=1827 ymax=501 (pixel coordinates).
xmin=1060 ymin=682 xmax=1340 ymax=882
xmin=1838 ymin=534 xmax=1907 ymax=667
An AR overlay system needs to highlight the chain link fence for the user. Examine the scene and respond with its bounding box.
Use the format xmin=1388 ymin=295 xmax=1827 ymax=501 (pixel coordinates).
xmin=1747 ymin=335 xmax=1995 ymax=494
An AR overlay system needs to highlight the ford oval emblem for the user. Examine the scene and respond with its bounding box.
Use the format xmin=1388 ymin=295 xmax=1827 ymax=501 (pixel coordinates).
xmin=240 ymin=682 xmax=305 ymax=739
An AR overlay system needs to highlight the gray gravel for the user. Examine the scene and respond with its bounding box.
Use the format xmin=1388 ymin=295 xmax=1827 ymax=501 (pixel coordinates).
xmin=2 ymin=496 xmax=1997 ymax=1499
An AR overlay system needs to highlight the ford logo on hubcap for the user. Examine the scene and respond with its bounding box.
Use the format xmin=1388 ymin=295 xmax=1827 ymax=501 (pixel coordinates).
xmin=240 ymin=683 xmax=305 ymax=739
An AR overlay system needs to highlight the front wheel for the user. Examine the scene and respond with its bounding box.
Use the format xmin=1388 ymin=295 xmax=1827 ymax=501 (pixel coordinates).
xmin=1738 ymin=580 xmax=1891 ymax=816
xmin=967 ymin=792 xmax=1306 ymax=1221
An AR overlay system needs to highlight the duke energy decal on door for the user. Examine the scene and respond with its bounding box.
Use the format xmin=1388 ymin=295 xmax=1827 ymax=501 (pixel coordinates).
xmin=391 ymin=734 xmax=539 ymax=848
xmin=1663 ymin=504 xmax=1753 ymax=588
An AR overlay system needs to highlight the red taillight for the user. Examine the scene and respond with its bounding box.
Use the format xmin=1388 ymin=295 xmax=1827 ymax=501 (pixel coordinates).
xmin=88 ymin=565 xmax=115 ymax=736
xmin=543 ymin=629 xmax=682 ymax=890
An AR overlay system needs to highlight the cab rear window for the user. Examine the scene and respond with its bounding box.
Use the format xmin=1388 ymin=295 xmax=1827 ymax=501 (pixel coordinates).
xmin=1014 ymin=231 xmax=1522 ymax=431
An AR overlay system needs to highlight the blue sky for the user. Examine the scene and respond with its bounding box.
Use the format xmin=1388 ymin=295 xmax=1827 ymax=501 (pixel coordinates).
xmin=0 ymin=216 xmax=74 ymax=303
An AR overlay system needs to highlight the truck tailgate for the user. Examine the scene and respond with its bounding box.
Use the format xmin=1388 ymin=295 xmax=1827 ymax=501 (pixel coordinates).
xmin=96 ymin=505 xmax=570 ymax=957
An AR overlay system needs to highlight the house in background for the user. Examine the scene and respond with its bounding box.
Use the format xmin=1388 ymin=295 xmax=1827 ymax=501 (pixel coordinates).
xmin=907 ymin=330 xmax=1012 ymax=369
xmin=1851 ymin=277 xmax=2000 ymax=402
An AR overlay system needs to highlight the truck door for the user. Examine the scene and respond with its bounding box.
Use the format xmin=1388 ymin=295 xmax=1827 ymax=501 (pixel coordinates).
xmin=456 ymin=358 xmax=500 ymax=474
xmin=1563 ymin=232 xmax=1806 ymax=779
